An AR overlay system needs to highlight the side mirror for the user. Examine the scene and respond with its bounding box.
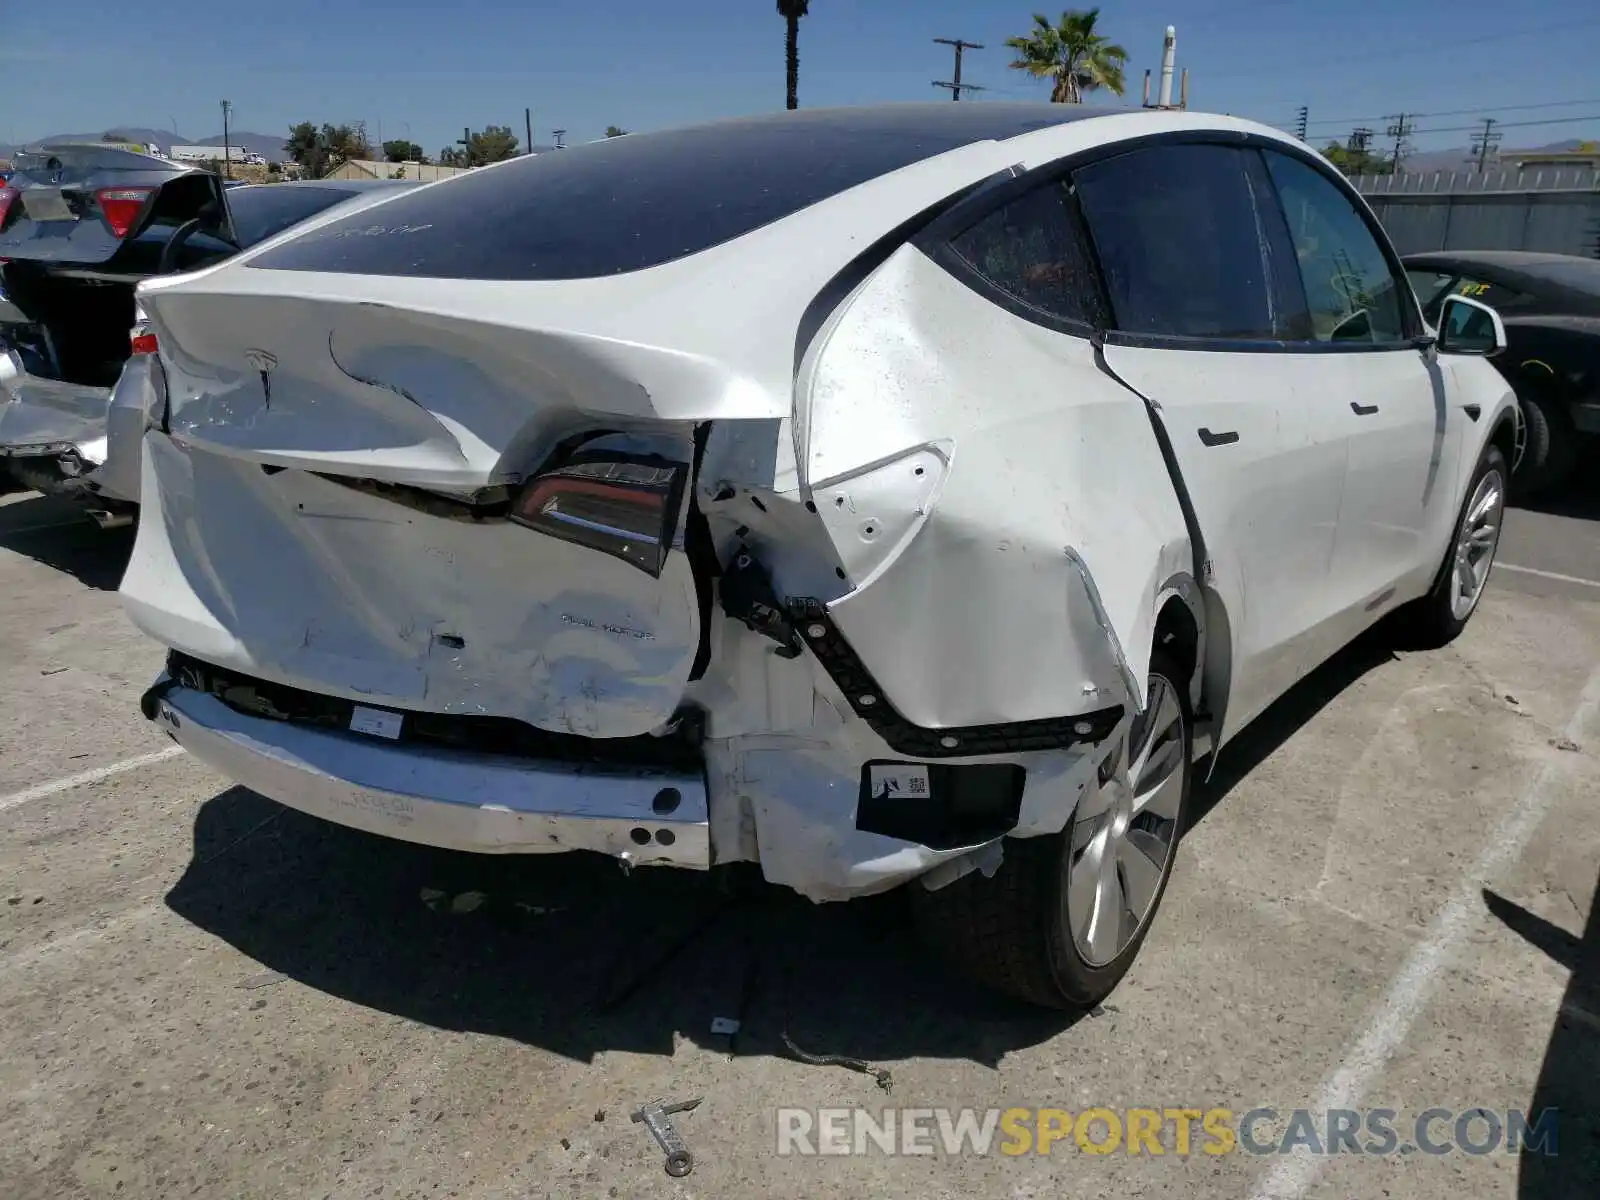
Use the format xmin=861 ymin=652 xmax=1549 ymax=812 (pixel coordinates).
xmin=1436 ymin=293 xmax=1506 ymax=357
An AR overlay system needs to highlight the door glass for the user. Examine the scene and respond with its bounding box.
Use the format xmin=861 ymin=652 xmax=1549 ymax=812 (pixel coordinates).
xmin=1073 ymin=144 xmax=1279 ymax=339
xmin=1263 ymin=150 xmax=1409 ymax=344
xmin=947 ymin=180 xmax=1104 ymax=326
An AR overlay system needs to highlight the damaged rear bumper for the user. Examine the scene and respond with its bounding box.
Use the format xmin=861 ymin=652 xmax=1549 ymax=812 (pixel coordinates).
xmin=144 ymin=677 xmax=712 ymax=865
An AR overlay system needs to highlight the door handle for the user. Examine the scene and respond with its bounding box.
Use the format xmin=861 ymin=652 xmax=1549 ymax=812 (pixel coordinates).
xmin=1350 ymin=402 xmax=1379 ymax=416
xmin=1197 ymin=427 xmax=1239 ymax=447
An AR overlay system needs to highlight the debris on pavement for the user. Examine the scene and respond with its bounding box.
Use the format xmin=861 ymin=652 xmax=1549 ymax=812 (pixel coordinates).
xmin=631 ymin=1096 xmax=701 ymax=1178
xmin=780 ymin=1029 xmax=894 ymax=1092
xmin=1552 ymin=737 xmax=1582 ymax=752
xmin=237 ymin=971 xmax=288 ymax=990
xmin=710 ymin=1016 xmax=741 ymax=1036
xmin=449 ymin=891 xmax=487 ymax=914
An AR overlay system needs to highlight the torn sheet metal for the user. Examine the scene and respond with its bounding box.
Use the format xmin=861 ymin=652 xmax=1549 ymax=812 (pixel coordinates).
xmin=800 ymin=243 xmax=1194 ymax=726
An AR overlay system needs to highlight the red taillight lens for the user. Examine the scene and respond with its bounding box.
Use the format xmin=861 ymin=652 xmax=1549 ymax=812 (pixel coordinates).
xmin=96 ymin=187 xmax=155 ymax=238
xmin=510 ymin=456 xmax=687 ymax=577
xmin=0 ymin=186 xmax=18 ymax=230
xmin=130 ymin=332 xmax=159 ymax=355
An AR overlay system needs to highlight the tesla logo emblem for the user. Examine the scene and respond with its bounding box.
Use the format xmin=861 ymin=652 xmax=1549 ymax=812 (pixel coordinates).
xmin=245 ymin=349 xmax=276 ymax=408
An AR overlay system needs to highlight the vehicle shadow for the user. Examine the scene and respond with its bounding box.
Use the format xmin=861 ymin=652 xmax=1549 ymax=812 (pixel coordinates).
xmin=164 ymin=786 xmax=1084 ymax=1070
xmin=0 ymin=492 xmax=133 ymax=590
xmin=1189 ymin=623 xmax=1401 ymax=826
xmin=1511 ymin=467 xmax=1600 ymax=521
xmin=1481 ymin=879 xmax=1600 ymax=1196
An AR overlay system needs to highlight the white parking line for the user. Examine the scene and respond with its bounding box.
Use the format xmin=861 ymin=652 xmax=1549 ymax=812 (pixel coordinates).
xmin=1248 ymin=659 xmax=1600 ymax=1200
xmin=0 ymin=746 xmax=186 ymax=815
xmin=1495 ymin=562 xmax=1600 ymax=590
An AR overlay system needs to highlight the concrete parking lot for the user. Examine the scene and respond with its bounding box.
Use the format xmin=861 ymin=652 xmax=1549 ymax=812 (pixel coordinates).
xmin=2 ymin=477 xmax=1597 ymax=1200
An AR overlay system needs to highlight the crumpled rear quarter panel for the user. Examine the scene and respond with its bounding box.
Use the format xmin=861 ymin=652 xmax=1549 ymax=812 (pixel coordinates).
xmin=801 ymin=244 xmax=1193 ymax=724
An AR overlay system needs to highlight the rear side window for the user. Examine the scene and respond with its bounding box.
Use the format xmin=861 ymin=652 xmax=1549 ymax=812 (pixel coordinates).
xmin=1072 ymin=144 xmax=1280 ymax=340
xmin=1261 ymin=150 xmax=1409 ymax=344
xmin=227 ymin=186 xmax=375 ymax=249
xmin=948 ymin=181 xmax=1103 ymax=326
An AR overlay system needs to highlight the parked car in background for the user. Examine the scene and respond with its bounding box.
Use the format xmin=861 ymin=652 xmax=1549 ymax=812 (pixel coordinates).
xmin=0 ymin=145 xmax=416 ymax=522
xmin=125 ymin=104 xmax=1517 ymax=1011
xmin=1404 ymin=250 xmax=1600 ymax=496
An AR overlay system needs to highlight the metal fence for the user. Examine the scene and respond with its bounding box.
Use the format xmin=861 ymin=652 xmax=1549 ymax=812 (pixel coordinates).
xmin=1350 ymin=166 xmax=1600 ymax=259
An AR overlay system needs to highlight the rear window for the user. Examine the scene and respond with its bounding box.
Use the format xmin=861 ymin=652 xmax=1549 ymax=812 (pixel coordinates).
xmin=227 ymin=186 xmax=376 ymax=249
xmin=245 ymin=106 xmax=1113 ymax=281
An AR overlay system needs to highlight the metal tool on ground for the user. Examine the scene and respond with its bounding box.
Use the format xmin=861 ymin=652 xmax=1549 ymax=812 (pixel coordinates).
xmin=780 ymin=1030 xmax=894 ymax=1092
xmin=631 ymin=1096 xmax=702 ymax=1177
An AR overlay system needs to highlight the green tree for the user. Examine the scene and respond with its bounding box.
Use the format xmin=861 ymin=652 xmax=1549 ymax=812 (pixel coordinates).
xmin=1005 ymin=9 xmax=1128 ymax=103
xmin=604 ymin=125 xmax=629 ymax=138
xmin=463 ymin=125 xmax=519 ymax=166
xmin=777 ymin=0 xmax=810 ymax=110
xmin=1322 ymin=140 xmax=1393 ymax=178
xmin=287 ymin=122 xmax=322 ymax=173
xmin=382 ymin=139 xmax=426 ymax=163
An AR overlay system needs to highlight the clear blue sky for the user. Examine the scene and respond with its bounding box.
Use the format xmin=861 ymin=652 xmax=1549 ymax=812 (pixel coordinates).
xmin=4 ymin=0 xmax=1598 ymax=155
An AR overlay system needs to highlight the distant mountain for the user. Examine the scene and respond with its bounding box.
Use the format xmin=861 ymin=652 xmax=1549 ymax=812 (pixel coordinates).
xmin=1399 ymin=139 xmax=1590 ymax=173
xmin=0 ymin=128 xmax=288 ymax=161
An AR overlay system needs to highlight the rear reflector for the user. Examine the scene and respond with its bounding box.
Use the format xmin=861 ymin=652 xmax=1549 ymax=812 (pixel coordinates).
xmin=130 ymin=333 xmax=159 ymax=355
xmin=96 ymin=187 xmax=155 ymax=238
xmin=510 ymin=455 xmax=687 ymax=578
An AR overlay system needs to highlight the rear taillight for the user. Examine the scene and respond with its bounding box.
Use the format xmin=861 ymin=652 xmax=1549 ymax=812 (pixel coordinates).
xmin=0 ymin=186 xmax=17 ymax=230
xmin=96 ymin=187 xmax=155 ymax=238
xmin=130 ymin=332 xmax=159 ymax=355
xmin=510 ymin=455 xmax=688 ymax=578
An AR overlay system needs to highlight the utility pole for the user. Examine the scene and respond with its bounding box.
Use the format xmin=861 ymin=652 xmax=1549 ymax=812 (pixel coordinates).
xmin=932 ymin=37 xmax=985 ymax=100
xmin=552 ymin=129 xmax=566 ymax=149
xmin=220 ymin=99 xmax=232 ymax=180
xmin=1294 ymin=106 xmax=1308 ymax=141
xmin=525 ymin=108 xmax=534 ymax=156
xmin=1384 ymin=113 xmax=1414 ymax=173
xmin=1470 ymin=117 xmax=1502 ymax=171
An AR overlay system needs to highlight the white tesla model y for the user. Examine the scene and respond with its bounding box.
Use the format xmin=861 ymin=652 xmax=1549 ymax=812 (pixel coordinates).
xmin=123 ymin=104 xmax=1517 ymax=1009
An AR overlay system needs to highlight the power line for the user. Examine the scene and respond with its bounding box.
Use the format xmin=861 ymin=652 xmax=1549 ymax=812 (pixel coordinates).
xmin=1296 ymin=96 xmax=1600 ymax=132
xmin=1385 ymin=113 xmax=1415 ymax=171
xmin=933 ymin=37 xmax=985 ymax=101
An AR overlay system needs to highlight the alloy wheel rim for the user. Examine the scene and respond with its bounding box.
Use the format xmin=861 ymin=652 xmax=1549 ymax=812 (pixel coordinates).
xmin=1066 ymin=674 xmax=1186 ymax=968
xmin=1449 ymin=468 xmax=1505 ymax=622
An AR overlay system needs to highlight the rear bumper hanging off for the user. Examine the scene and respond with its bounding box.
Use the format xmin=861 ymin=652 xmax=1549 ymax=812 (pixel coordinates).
xmin=143 ymin=676 xmax=712 ymax=866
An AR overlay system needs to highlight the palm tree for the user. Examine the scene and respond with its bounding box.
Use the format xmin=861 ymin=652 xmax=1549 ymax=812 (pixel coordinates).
xmin=1005 ymin=9 xmax=1129 ymax=103
xmin=777 ymin=0 xmax=810 ymax=110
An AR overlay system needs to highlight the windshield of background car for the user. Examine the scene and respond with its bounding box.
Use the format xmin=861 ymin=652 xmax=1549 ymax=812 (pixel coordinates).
xmin=227 ymin=186 xmax=383 ymax=249
xmin=1406 ymin=269 xmax=1457 ymax=318
xmin=243 ymin=106 xmax=1115 ymax=281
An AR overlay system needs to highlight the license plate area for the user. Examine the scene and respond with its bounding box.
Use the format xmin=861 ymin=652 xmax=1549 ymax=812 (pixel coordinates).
xmin=349 ymin=704 xmax=404 ymax=740
xmin=21 ymin=191 xmax=77 ymax=223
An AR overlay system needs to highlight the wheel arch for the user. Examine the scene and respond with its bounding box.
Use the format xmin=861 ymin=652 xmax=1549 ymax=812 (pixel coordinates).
xmin=1152 ymin=573 xmax=1209 ymax=719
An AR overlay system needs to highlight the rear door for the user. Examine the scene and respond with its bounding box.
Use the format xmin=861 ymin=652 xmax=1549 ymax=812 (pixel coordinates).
xmin=1073 ymin=141 xmax=1352 ymax=742
xmin=1259 ymin=148 xmax=1455 ymax=616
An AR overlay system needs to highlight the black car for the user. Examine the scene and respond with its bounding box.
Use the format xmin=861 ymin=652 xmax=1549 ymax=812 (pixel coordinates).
xmin=1404 ymin=250 xmax=1600 ymax=495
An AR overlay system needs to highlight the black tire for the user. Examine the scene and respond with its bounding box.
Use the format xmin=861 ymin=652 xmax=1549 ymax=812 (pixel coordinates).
xmin=1512 ymin=383 xmax=1575 ymax=499
xmin=1402 ymin=442 xmax=1507 ymax=651
xmin=911 ymin=651 xmax=1192 ymax=1010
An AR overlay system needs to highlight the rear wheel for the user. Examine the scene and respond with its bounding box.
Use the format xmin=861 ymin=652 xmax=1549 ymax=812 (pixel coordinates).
xmin=1403 ymin=443 xmax=1506 ymax=650
xmin=913 ymin=652 xmax=1191 ymax=1010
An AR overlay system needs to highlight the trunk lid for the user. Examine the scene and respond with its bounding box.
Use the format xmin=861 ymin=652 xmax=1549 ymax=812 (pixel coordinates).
xmin=0 ymin=143 xmax=232 ymax=267
xmin=124 ymin=288 xmax=738 ymax=740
